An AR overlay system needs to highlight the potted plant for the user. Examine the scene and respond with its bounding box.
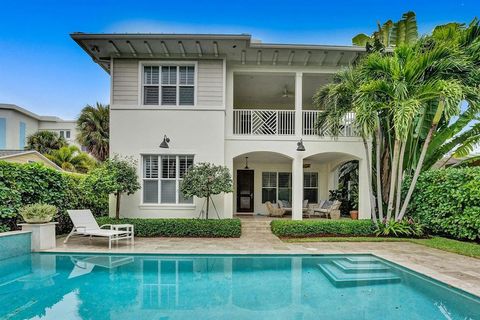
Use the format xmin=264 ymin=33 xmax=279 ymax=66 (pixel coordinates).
xmin=349 ymin=185 xmax=359 ymax=220
xmin=19 ymin=204 xmax=57 ymax=224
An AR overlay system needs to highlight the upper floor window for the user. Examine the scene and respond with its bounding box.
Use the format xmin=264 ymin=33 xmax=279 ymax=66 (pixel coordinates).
xmin=143 ymin=65 xmax=195 ymax=106
xmin=59 ymin=130 xmax=71 ymax=139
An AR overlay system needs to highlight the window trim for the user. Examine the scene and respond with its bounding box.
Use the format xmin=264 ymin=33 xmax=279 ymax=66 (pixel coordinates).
xmin=141 ymin=154 xmax=194 ymax=206
xmin=261 ymin=171 xmax=292 ymax=204
xmin=303 ymin=171 xmax=319 ymax=203
xmin=139 ymin=61 xmax=198 ymax=108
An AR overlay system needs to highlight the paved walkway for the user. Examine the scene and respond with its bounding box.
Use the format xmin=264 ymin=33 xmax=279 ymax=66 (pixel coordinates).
xmin=50 ymin=216 xmax=480 ymax=297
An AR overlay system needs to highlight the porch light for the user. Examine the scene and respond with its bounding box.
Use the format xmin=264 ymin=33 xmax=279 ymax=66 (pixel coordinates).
xmin=160 ymin=135 xmax=170 ymax=148
xmin=296 ymin=139 xmax=306 ymax=152
xmin=244 ymin=157 xmax=249 ymax=169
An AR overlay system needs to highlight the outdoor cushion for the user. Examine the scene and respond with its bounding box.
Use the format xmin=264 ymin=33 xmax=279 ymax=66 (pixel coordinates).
xmin=321 ymin=201 xmax=333 ymax=209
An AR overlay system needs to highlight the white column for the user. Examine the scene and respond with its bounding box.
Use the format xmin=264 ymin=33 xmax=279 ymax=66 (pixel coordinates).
xmin=225 ymin=67 xmax=234 ymax=137
xmin=292 ymin=156 xmax=303 ymax=220
xmin=294 ymin=72 xmax=303 ymax=137
xmin=358 ymin=159 xmax=372 ymax=219
xmin=224 ymin=156 xmax=234 ymax=218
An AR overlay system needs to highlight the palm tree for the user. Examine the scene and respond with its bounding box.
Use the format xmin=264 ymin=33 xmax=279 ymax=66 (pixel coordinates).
xmin=46 ymin=145 xmax=95 ymax=173
xmin=316 ymin=21 xmax=479 ymax=222
xmin=25 ymin=131 xmax=66 ymax=154
xmin=352 ymin=11 xmax=418 ymax=48
xmin=77 ymin=103 xmax=109 ymax=161
xmin=314 ymin=67 xmax=380 ymax=224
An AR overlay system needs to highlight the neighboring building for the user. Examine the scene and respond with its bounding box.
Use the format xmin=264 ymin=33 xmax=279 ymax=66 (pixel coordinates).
xmin=0 ymin=104 xmax=79 ymax=150
xmin=0 ymin=150 xmax=62 ymax=170
xmin=73 ymin=33 xmax=371 ymax=220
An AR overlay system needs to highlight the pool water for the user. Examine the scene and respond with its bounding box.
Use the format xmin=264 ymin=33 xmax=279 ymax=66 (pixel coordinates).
xmin=0 ymin=253 xmax=478 ymax=319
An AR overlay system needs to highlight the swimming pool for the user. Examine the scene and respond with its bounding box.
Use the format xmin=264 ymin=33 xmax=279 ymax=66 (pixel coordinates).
xmin=0 ymin=253 xmax=478 ymax=319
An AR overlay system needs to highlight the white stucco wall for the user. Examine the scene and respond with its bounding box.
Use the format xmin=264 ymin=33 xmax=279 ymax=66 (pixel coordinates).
xmin=0 ymin=105 xmax=80 ymax=150
xmin=109 ymin=109 xmax=226 ymax=218
xmin=0 ymin=109 xmax=39 ymax=149
xmin=38 ymin=120 xmax=79 ymax=147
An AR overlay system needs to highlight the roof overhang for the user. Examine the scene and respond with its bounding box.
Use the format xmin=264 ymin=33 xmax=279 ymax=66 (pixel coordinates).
xmin=71 ymin=33 xmax=366 ymax=73
xmin=0 ymin=103 xmax=73 ymax=122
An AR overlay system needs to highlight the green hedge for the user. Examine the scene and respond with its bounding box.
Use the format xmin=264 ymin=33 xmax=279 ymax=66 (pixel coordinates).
xmin=0 ymin=161 xmax=108 ymax=233
xmin=408 ymin=168 xmax=480 ymax=241
xmin=96 ymin=217 xmax=241 ymax=238
xmin=271 ymin=219 xmax=375 ymax=237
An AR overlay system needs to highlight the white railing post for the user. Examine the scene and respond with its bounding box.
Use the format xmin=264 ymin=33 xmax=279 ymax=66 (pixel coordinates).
xmin=295 ymin=72 xmax=303 ymax=137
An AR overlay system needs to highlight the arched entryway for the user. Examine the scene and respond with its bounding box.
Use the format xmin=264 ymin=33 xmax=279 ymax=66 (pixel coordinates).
xmin=233 ymin=151 xmax=293 ymax=215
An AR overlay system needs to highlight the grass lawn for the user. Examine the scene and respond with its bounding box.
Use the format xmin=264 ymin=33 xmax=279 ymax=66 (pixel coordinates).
xmin=284 ymin=236 xmax=480 ymax=259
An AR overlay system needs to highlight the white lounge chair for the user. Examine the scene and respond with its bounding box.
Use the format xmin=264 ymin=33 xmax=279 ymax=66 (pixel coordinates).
xmin=64 ymin=210 xmax=134 ymax=249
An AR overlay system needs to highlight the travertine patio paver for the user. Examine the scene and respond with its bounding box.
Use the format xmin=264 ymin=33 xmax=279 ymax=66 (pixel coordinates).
xmin=48 ymin=215 xmax=480 ymax=297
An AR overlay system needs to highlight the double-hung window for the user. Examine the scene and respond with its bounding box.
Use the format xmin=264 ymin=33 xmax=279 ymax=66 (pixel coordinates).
xmin=261 ymin=172 xmax=292 ymax=203
xmin=59 ymin=130 xmax=71 ymax=139
xmin=303 ymin=172 xmax=318 ymax=203
xmin=261 ymin=172 xmax=277 ymax=203
xmin=142 ymin=155 xmax=194 ymax=204
xmin=143 ymin=64 xmax=195 ymax=106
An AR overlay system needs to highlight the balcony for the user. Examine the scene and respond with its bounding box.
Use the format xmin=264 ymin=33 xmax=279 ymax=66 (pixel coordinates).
xmin=233 ymin=109 xmax=356 ymax=137
xmin=302 ymin=110 xmax=356 ymax=136
xmin=233 ymin=109 xmax=295 ymax=135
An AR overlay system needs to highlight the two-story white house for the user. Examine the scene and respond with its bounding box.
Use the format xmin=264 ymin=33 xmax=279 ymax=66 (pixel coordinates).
xmin=0 ymin=103 xmax=80 ymax=149
xmin=72 ymin=33 xmax=371 ymax=220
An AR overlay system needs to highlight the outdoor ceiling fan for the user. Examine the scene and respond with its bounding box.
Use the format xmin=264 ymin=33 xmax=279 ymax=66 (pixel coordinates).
xmin=281 ymin=85 xmax=292 ymax=98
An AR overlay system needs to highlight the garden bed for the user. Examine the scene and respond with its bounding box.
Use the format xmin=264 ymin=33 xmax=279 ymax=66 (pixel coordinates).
xmin=96 ymin=217 xmax=241 ymax=238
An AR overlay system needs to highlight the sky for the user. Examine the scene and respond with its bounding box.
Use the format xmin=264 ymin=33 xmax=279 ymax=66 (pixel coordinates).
xmin=0 ymin=0 xmax=478 ymax=119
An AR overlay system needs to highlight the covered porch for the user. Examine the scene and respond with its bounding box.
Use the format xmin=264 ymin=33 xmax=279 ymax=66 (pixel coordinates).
xmin=230 ymin=149 xmax=366 ymax=220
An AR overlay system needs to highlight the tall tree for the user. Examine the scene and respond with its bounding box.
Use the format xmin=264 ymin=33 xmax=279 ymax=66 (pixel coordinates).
xmin=180 ymin=163 xmax=233 ymax=219
xmin=84 ymin=156 xmax=140 ymax=219
xmin=25 ymin=131 xmax=66 ymax=154
xmin=77 ymin=103 xmax=109 ymax=161
xmin=352 ymin=11 xmax=418 ymax=48
xmin=46 ymin=145 xmax=95 ymax=173
xmin=316 ymin=18 xmax=480 ymax=223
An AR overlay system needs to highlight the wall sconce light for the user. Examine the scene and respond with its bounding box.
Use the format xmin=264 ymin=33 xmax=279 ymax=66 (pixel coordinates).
xmin=159 ymin=135 xmax=170 ymax=148
xmin=244 ymin=156 xmax=249 ymax=169
xmin=296 ymin=139 xmax=306 ymax=152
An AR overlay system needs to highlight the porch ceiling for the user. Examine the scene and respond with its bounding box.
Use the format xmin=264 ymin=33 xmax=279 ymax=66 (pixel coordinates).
xmin=234 ymin=152 xmax=292 ymax=164
xmin=71 ymin=33 xmax=366 ymax=73
xmin=233 ymin=73 xmax=333 ymax=109
xmin=304 ymin=152 xmax=358 ymax=163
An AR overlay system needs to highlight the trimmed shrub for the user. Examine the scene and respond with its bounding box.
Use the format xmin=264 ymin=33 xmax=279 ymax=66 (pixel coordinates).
xmin=408 ymin=168 xmax=480 ymax=241
xmin=0 ymin=161 xmax=108 ymax=234
xmin=96 ymin=217 xmax=242 ymax=238
xmin=271 ymin=219 xmax=375 ymax=237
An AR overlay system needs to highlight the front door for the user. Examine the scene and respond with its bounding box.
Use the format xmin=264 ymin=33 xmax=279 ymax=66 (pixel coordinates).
xmin=237 ymin=170 xmax=254 ymax=212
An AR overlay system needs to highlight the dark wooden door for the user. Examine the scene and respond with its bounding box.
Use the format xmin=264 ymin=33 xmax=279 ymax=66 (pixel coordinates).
xmin=237 ymin=170 xmax=254 ymax=212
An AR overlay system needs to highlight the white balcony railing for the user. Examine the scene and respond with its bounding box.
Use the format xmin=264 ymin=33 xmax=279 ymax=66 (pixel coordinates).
xmin=233 ymin=109 xmax=295 ymax=135
xmin=302 ymin=111 xmax=357 ymax=136
xmin=232 ymin=109 xmax=357 ymax=137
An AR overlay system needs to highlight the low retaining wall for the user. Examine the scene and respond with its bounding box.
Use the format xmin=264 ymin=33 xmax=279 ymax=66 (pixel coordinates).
xmin=0 ymin=231 xmax=31 ymax=260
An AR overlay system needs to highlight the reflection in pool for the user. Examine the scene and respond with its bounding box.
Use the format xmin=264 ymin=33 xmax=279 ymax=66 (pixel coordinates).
xmin=0 ymin=254 xmax=478 ymax=319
